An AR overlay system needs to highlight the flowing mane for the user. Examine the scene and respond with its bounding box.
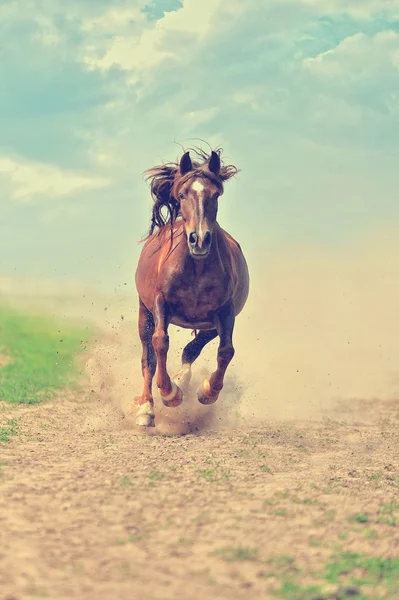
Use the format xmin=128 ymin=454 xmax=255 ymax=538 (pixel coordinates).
xmin=144 ymin=147 xmax=239 ymax=236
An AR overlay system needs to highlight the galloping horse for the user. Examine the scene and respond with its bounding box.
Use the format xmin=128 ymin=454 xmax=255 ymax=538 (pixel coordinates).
xmin=134 ymin=147 xmax=249 ymax=427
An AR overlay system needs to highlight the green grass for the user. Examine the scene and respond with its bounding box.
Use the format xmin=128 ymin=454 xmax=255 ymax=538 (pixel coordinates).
xmin=260 ymin=464 xmax=272 ymax=473
xmin=349 ymin=512 xmax=369 ymax=524
xmin=0 ymin=419 xmax=18 ymax=442
xmin=116 ymin=532 xmax=148 ymax=545
xmin=377 ymin=501 xmax=398 ymax=527
xmin=0 ymin=305 xmax=89 ymax=404
xmin=120 ymin=475 xmax=134 ymax=488
xmin=213 ymin=546 xmax=259 ymax=562
xmin=272 ymin=551 xmax=399 ymax=599
xmin=273 ymin=581 xmax=326 ymax=600
xmin=148 ymin=470 xmax=165 ymax=482
xmin=197 ymin=467 xmax=231 ymax=482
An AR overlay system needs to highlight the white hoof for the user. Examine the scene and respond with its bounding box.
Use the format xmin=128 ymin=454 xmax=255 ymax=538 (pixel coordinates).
xmin=136 ymin=413 xmax=155 ymax=427
xmin=173 ymin=363 xmax=192 ymax=391
xmin=135 ymin=401 xmax=155 ymax=427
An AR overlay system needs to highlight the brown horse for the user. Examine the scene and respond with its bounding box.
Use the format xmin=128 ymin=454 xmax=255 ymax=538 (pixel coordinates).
xmin=134 ymin=147 xmax=249 ymax=427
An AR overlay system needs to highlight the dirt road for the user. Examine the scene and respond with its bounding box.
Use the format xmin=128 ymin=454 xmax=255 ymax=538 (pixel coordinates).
xmin=1 ymin=324 xmax=398 ymax=599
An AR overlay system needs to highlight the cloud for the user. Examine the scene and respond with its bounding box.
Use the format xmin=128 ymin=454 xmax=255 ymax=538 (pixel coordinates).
xmin=0 ymin=155 xmax=109 ymax=202
xmin=32 ymin=15 xmax=62 ymax=47
xmin=81 ymin=6 xmax=146 ymax=34
xmin=299 ymin=29 xmax=399 ymax=127
xmin=182 ymin=107 xmax=220 ymax=126
xmin=303 ymin=30 xmax=399 ymax=78
xmin=81 ymin=0 xmax=245 ymax=76
xmin=144 ymin=91 xmax=220 ymax=134
xmin=279 ymin=0 xmax=399 ymax=19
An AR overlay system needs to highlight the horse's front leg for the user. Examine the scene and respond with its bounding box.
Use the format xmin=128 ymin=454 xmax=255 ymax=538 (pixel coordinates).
xmin=152 ymin=293 xmax=183 ymax=407
xmin=134 ymin=299 xmax=157 ymax=427
xmin=198 ymin=302 xmax=235 ymax=405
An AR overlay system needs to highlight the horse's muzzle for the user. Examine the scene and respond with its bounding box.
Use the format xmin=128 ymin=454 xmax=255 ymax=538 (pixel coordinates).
xmin=188 ymin=230 xmax=212 ymax=258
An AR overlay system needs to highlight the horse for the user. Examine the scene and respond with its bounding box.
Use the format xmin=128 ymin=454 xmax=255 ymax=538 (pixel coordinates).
xmin=133 ymin=147 xmax=249 ymax=427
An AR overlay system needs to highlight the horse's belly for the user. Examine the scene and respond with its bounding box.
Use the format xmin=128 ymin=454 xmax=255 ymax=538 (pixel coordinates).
xmin=169 ymin=298 xmax=218 ymax=329
xmin=169 ymin=315 xmax=215 ymax=330
xmin=168 ymin=287 xmax=223 ymax=326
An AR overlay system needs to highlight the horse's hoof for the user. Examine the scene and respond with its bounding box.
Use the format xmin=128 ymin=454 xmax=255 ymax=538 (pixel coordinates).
xmin=197 ymin=379 xmax=219 ymax=405
xmin=136 ymin=413 xmax=155 ymax=427
xmin=161 ymin=382 xmax=183 ymax=407
xmin=134 ymin=400 xmax=155 ymax=427
xmin=173 ymin=364 xmax=192 ymax=391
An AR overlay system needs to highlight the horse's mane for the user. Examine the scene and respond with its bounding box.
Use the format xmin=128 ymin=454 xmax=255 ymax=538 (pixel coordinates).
xmin=143 ymin=146 xmax=239 ymax=237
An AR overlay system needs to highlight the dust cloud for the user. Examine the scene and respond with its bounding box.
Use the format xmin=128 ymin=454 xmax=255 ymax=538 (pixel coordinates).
xmin=234 ymin=228 xmax=399 ymax=422
xmin=2 ymin=228 xmax=399 ymax=432
xmin=84 ymin=325 xmax=243 ymax=436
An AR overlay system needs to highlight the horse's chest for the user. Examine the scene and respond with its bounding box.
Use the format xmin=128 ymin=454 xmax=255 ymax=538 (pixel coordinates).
xmin=170 ymin=275 xmax=225 ymax=318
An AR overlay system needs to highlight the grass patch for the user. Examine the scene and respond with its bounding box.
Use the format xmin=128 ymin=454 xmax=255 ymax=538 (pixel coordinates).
xmin=213 ymin=546 xmax=259 ymax=562
xmin=0 ymin=305 xmax=89 ymax=404
xmin=198 ymin=468 xmax=230 ymax=482
xmin=349 ymin=512 xmax=369 ymax=524
xmin=148 ymin=470 xmax=165 ymax=481
xmin=273 ymin=581 xmax=325 ymax=600
xmin=324 ymin=551 xmax=399 ymax=590
xmin=272 ymin=551 xmax=399 ymax=599
xmin=260 ymin=465 xmax=272 ymax=473
xmin=116 ymin=532 xmax=147 ymax=545
xmin=120 ymin=476 xmax=134 ymax=488
xmin=177 ymin=537 xmax=194 ymax=546
xmin=0 ymin=419 xmax=18 ymax=443
xmin=377 ymin=501 xmax=398 ymax=527
xmin=273 ymin=508 xmax=289 ymax=517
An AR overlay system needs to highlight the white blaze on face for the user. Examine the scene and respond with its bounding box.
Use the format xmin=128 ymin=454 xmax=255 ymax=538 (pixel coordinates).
xmin=192 ymin=180 xmax=204 ymax=194
xmin=191 ymin=180 xmax=205 ymax=239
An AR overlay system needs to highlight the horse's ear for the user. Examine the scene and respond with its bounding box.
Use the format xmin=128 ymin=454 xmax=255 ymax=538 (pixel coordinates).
xmin=179 ymin=151 xmax=193 ymax=175
xmin=209 ymin=151 xmax=220 ymax=175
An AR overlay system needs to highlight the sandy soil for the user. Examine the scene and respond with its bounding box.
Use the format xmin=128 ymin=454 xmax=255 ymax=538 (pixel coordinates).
xmin=1 ymin=316 xmax=398 ymax=600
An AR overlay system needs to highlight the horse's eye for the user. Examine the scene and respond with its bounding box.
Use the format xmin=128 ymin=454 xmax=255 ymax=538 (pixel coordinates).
xmin=179 ymin=193 xmax=185 ymax=200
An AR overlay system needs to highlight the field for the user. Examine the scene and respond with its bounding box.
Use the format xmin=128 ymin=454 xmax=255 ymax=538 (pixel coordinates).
xmin=0 ymin=301 xmax=398 ymax=600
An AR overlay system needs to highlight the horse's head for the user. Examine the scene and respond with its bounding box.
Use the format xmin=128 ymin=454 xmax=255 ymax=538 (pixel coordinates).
xmin=145 ymin=147 xmax=239 ymax=252
xmin=173 ymin=151 xmax=223 ymax=260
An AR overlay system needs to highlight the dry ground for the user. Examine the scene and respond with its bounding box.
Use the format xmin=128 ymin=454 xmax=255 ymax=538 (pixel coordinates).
xmin=1 ymin=326 xmax=398 ymax=600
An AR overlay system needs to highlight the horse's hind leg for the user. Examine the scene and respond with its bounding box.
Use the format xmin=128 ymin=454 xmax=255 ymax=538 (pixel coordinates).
xmin=152 ymin=293 xmax=183 ymax=407
xmin=134 ymin=299 xmax=157 ymax=427
xmin=198 ymin=303 xmax=235 ymax=405
xmin=174 ymin=329 xmax=218 ymax=391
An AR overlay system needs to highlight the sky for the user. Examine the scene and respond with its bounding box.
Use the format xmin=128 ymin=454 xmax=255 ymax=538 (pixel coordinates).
xmin=1 ymin=0 xmax=399 ymax=292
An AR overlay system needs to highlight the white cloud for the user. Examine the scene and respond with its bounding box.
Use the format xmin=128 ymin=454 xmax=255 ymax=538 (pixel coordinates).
xmin=83 ymin=29 xmax=174 ymax=73
xmin=81 ymin=6 xmax=146 ymax=34
xmin=32 ymin=15 xmax=62 ymax=46
xmin=82 ymin=0 xmax=245 ymax=75
xmin=182 ymin=107 xmax=219 ymax=126
xmin=0 ymin=155 xmax=109 ymax=201
xmin=291 ymin=0 xmax=399 ymax=19
xmin=79 ymin=130 xmax=129 ymax=169
xmin=303 ymin=30 xmax=399 ymax=78
xmin=233 ymin=88 xmax=263 ymax=112
xmin=233 ymin=86 xmax=292 ymax=117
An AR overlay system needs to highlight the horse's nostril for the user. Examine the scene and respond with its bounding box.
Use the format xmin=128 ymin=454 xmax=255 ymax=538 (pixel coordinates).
xmin=189 ymin=232 xmax=197 ymax=246
xmin=203 ymin=231 xmax=211 ymax=247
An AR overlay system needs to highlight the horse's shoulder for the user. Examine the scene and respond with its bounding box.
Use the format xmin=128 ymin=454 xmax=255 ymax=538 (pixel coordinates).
xmin=220 ymin=228 xmax=242 ymax=252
